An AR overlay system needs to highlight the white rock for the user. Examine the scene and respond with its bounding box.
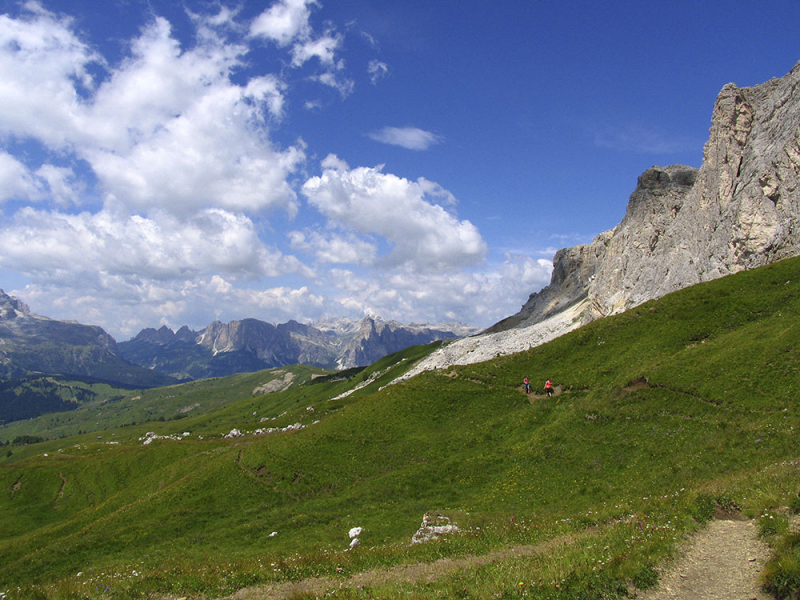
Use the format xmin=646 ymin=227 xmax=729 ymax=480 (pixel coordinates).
xmin=348 ymin=526 xmax=362 ymax=538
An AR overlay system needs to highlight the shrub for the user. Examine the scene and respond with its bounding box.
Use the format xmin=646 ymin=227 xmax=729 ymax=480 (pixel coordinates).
xmin=632 ymin=563 xmax=659 ymax=590
xmin=763 ymin=533 xmax=800 ymax=599
xmin=692 ymin=493 xmax=716 ymax=524
xmin=759 ymin=513 xmax=789 ymax=539
xmin=789 ymin=495 xmax=800 ymax=515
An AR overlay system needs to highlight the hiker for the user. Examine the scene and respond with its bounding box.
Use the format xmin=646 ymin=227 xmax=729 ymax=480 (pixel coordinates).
xmin=544 ymin=379 xmax=553 ymax=397
xmin=523 ymin=376 xmax=530 ymax=394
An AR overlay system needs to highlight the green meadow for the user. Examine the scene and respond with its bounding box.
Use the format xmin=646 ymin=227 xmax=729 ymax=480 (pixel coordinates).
xmin=2 ymin=257 xmax=800 ymax=599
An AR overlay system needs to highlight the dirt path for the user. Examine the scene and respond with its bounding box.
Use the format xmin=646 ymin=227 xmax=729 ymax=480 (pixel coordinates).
xmin=229 ymin=534 xmax=579 ymax=600
xmin=224 ymin=517 xmax=770 ymax=599
xmin=522 ymin=384 xmax=563 ymax=401
xmin=638 ymin=517 xmax=771 ymax=600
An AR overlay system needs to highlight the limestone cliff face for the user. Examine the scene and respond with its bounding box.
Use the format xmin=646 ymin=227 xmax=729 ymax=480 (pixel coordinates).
xmin=485 ymin=232 xmax=612 ymax=332
xmin=501 ymin=60 xmax=800 ymax=330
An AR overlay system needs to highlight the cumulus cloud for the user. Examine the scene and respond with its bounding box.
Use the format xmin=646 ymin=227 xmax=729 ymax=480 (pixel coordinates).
xmin=319 ymin=254 xmax=553 ymax=327
xmin=0 ymin=152 xmax=44 ymax=202
xmin=249 ymin=0 xmax=315 ymax=46
xmin=302 ymin=156 xmax=486 ymax=270
xmin=367 ymin=126 xmax=443 ymax=150
xmin=0 ymin=207 xmax=309 ymax=285
xmin=34 ymin=165 xmax=84 ymax=207
xmin=250 ymin=0 xmax=349 ymax=96
xmin=0 ymin=7 xmax=305 ymax=218
xmin=288 ymin=228 xmax=378 ymax=265
xmin=0 ymin=2 xmax=554 ymax=340
xmin=0 ymin=5 xmax=99 ymax=147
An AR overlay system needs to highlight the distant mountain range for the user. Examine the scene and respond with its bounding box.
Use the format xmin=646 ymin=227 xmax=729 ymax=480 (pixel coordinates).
xmin=0 ymin=287 xmax=477 ymax=387
xmin=117 ymin=317 xmax=478 ymax=380
xmin=0 ymin=290 xmax=175 ymax=388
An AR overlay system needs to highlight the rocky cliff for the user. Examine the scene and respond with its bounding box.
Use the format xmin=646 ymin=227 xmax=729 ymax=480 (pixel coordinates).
xmin=396 ymin=60 xmax=800 ymax=381
xmin=504 ymin=59 xmax=800 ymax=330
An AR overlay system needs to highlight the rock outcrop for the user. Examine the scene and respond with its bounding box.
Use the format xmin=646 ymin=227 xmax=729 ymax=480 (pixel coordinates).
xmin=505 ymin=59 xmax=800 ymax=329
xmin=396 ymin=60 xmax=800 ymax=379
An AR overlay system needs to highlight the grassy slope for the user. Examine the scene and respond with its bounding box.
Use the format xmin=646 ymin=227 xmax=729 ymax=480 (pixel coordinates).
xmin=0 ymin=364 xmax=336 ymax=448
xmin=1 ymin=259 xmax=799 ymax=598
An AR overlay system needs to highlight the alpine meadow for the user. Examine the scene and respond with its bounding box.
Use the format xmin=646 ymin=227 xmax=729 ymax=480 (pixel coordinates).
xmin=2 ymin=255 xmax=800 ymax=599
xmin=2 ymin=3 xmax=800 ymax=599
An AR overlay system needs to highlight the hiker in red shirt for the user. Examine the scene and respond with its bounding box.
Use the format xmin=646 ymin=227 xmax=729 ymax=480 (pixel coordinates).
xmin=544 ymin=379 xmax=553 ymax=397
xmin=523 ymin=376 xmax=530 ymax=394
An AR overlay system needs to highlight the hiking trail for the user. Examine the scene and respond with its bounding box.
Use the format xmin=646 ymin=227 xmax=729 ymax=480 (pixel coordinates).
xmin=638 ymin=516 xmax=771 ymax=600
xmin=221 ymin=516 xmax=773 ymax=599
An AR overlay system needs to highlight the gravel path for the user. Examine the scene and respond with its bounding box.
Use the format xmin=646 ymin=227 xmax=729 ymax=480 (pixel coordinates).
xmin=222 ymin=517 xmax=771 ymax=600
xmin=638 ymin=518 xmax=771 ymax=600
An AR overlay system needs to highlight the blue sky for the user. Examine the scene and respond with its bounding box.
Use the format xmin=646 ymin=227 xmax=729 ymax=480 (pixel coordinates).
xmin=0 ymin=0 xmax=798 ymax=340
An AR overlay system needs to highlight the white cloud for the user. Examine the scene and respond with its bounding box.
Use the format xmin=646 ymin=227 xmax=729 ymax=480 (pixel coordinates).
xmin=367 ymin=59 xmax=388 ymax=84
xmin=34 ymin=164 xmax=83 ymax=207
xmin=291 ymin=33 xmax=341 ymax=67
xmin=0 ymin=4 xmax=100 ymax=148
xmin=249 ymin=0 xmax=315 ymax=47
xmin=0 ymin=8 xmax=304 ymax=218
xmin=0 ymin=207 xmax=310 ymax=285
xmin=289 ymin=228 xmax=378 ymax=264
xmin=367 ymin=126 xmax=443 ymax=151
xmin=312 ymin=70 xmax=355 ymax=98
xmin=302 ymin=157 xmax=486 ymax=271
xmin=319 ymin=254 xmax=553 ymax=327
xmin=86 ymin=90 xmax=305 ymax=217
xmin=0 ymin=152 xmax=44 ymax=202
xmin=251 ymin=0 xmax=350 ymax=98
xmin=0 ymin=3 xmax=555 ymax=340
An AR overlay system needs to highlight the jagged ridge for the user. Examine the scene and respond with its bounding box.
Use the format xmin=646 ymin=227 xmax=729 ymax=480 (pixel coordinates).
xmin=118 ymin=316 xmax=478 ymax=380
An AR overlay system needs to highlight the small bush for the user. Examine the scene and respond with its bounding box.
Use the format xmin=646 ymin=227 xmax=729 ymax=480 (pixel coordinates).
xmin=692 ymin=493 xmax=716 ymax=523
xmin=789 ymin=495 xmax=800 ymax=515
xmin=759 ymin=513 xmax=789 ymax=539
xmin=763 ymin=533 xmax=800 ymax=599
xmin=715 ymin=496 xmax=740 ymax=513
xmin=632 ymin=563 xmax=659 ymax=590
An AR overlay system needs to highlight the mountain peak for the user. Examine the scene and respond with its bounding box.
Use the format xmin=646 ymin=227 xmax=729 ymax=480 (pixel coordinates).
xmin=0 ymin=289 xmax=31 ymax=321
xmin=133 ymin=326 xmax=176 ymax=345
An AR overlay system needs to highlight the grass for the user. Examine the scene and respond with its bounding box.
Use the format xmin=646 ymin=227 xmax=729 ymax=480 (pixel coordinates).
xmin=1 ymin=257 xmax=800 ymax=598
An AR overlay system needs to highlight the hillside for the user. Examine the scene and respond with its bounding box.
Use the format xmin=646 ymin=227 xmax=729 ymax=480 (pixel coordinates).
xmin=1 ymin=257 xmax=799 ymax=599
xmin=0 ymin=290 xmax=176 ymax=392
